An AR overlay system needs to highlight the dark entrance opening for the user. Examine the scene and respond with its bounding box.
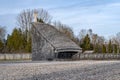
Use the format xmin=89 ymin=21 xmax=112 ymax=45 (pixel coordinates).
xmin=57 ymin=51 xmax=78 ymax=59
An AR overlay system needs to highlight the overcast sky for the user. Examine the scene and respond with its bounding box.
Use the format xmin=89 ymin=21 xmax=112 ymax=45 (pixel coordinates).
xmin=0 ymin=0 xmax=120 ymax=38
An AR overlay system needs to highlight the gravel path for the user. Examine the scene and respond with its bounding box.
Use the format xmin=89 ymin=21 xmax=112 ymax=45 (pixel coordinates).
xmin=0 ymin=60 xmax=120 ymax=80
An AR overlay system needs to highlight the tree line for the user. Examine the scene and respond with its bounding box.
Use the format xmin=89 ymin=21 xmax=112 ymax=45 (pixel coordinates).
xmin=78 ymin=29 xmax=120 ymax=53
xmin=0 ymin=8 xmax=120 ymax=53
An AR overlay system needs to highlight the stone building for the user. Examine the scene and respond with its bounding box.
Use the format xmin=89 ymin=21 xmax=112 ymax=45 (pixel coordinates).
xmin=31 ymin=22 xmax=82 ymax=60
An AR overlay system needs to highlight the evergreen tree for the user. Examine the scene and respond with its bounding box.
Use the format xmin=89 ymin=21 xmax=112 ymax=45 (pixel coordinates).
xmin=108 ymin=40 xmax=113 ymax=53
xmin=94 ymin=43 xmax=99 ymax=53
xmin=84 ymin=34 xmax=91 ymax=50
xmin=114 ymin=44 xmax=117 ymax=53
xmin=0 ymin=40 xmax=4 ymax=52
xmin=6 ymin=34 xmax=13 ymax=52
xmin=81 ymin=34 xmax=91 ymax=51
xmin=24 ymin=35 xmax=31 ymax=53
xmin=102 ymin=44 xmax=106 ymax=53
xmin=37 ymin=18 xmax=44 ymax=23
xmin=6 ymin=28 xmax=26 ymax=53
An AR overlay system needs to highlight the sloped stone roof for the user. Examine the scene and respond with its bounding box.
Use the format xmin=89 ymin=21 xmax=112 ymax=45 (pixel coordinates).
xmin=32 ymin=22 xmax=82 ymax=52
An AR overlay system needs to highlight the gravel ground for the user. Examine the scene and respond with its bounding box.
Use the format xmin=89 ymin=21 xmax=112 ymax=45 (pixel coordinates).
xmin=0 ymin=60 xmax=120 ymax=80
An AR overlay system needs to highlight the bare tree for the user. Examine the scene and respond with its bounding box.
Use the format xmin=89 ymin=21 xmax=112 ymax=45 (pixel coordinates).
xmin=53 ymin=21 xmax=63 ymax=30
xmin=53 ymin=21 xmax=75 ymax=41
xmin=110 ymin=32 xmax=120 ymax=53
xmin=37 ymin=9 xmax=52 ymax=23
xmin=16 ymin=8 xmax=52 ymax=41
xmin=78 ymin=29 xmax=87 ymax=40
xmin=88 ymin=29 xmax=93 ymax=42
xmin=17 ymin=9 xmax=33 ymax=32
xmin=116 ymin=32 xmax=120 ymax=45
xmin=17 ymin=9 xmax=33 ymax=42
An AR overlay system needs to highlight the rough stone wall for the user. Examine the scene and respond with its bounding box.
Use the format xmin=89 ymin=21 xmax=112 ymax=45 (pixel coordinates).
xmin=31 ymin=22 xmax=82 ymax=60
xmin=32 ymin=24 xmax=54 ymax=60
xmin=41 ymin=43 xmax=54 ymax=59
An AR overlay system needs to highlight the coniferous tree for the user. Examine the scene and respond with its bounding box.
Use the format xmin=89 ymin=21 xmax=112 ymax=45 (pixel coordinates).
xmin=6 ymin=34 xmax=13 ymax=52
xmin=0 ymin=40 xmax=4 ymax=52
xmin=108 ymin=40 xmax=113 ymax=53
xmin=102 ymin=44 xmax=106 ymax=53
xmin=94 ymin=43 xmax=99 ymax=53
xmin=114 ymin=44 xmax=117 ymax=53
xmin=25 ymin=37 xmax=31 ymax=53
xmin=7 ymin=28 xmax=31 ymax=53
xmin=81 ymin=34 xmax=91 ymax=51
xmin=84 ymin=34 xmax=91 ymax=50
xmin=37 ymin=18 xmax=44 ymax=23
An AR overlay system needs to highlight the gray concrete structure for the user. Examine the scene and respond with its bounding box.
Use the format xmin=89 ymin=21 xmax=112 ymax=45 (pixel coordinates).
xmin=31 ymin=22 xmax=82 ymax=60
